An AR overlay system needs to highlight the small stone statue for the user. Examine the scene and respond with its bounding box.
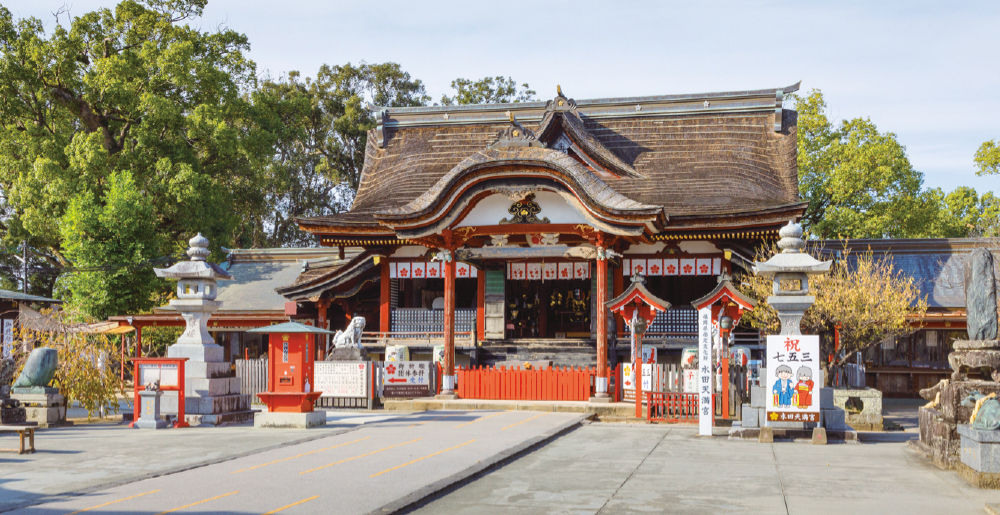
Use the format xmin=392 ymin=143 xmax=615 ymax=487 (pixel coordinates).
xmin=963 ymin=390 xmax=1000 ymax=431
xmin=920 ymin=379 xmax=949 ymax=408
xmin=144 ymin=380 xmax=161 ymax=391
xmin=330 ymin=316 xmax=366 ymax=352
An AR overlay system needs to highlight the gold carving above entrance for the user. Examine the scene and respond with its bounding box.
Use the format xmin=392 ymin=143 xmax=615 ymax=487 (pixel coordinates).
xmin=500 ymin=193 xmax=550 ymax=225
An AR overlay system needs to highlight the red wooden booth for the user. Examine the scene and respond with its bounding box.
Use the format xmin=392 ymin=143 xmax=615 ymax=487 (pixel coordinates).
xmin=130 ymin=357 xmax=189 ymax=428
xmin=606 ymin=275 xmax=671 ymax=418
xmin=248 ymin=322 xmax=335 ymax=413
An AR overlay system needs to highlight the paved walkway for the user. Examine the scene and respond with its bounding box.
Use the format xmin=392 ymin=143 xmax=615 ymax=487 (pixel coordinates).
xmin=0 ymin=410 xmax=401 ymax=512
xmin=2 ymin=410 xmax=585 ymax=514
xmin=410 ymin=423 xmax=999 ymax=515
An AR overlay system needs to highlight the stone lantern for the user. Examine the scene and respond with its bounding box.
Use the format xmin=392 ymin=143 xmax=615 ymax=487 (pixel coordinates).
xmin=752 ymin=222 xmax=831 ymax=335
xmin=152 ymin=234 xmax=254 ymax=426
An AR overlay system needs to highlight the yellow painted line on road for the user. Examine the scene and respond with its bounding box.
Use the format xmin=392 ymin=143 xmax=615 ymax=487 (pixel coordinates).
xmin=300 ymin=438 xmax=422 ymax=475
xmin=232 ymin=437 xmax=370 ymax=473
xmin=261 ymin=495 xmax=319 ymax=515
xmin=501 ymin=412 xmax=548 ymax=430
xmin=64 ymin=489 xmax=160 ymax=515
xmin=370 ymin=439 xmax=476 ymax=478
xmin=154 ymin=490 xmax=238 ymax=515
xmin=408 ymin=412 xmax=468 ymax=427
xmin=455 ymin=410 xmax=510 ymax=428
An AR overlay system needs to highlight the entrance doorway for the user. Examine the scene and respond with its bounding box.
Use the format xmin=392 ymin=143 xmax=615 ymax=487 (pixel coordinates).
xmin=506 ymin=278 xmax=591 ymax=338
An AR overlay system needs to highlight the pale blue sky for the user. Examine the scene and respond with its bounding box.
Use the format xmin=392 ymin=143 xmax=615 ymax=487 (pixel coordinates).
xmin=8 ymin=0 xmax=999 ymax=195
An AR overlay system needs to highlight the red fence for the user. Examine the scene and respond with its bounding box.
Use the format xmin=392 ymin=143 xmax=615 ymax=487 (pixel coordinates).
xmin=456 ymin=365 xmax=595 ymax=401
xmin=646 ymin=392 xmax=722 ymax=423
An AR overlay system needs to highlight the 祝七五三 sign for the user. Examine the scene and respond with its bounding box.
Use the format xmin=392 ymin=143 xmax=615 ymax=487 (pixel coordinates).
xmin=765 ymin=335 xmax=820 ymax=423
xmin=383 ymin=361 xmax=431 ymax=398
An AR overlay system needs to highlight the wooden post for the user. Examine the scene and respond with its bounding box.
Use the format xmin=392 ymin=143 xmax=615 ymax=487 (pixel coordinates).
xmin=316 ymin=299 xmax=330 ymax=361
xmin=441 ymin=253 xmax=457 ymax=396
xmin=476 ymin=268 xmax=486 ymax=341
xmin=634 ymin=326 xmax=643 ymax=419
xmin=594 ymin=245 xmax=610 ymax=399
xmin=380 ymin=259 xmax=391 ymax=334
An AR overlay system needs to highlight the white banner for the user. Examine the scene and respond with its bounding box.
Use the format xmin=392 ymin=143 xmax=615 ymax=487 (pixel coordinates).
xmin=2 ymin=319 xmax=12 ymax=358
xmin=698 ymin=307 xmax=712 ymax=436
xmin=315 ymin=361 xmax=368 ymax=398
xmin=766 ymin=335 xmax=820 ymax=423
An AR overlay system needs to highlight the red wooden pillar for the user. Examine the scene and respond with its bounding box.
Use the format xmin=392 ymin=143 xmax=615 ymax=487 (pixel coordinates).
xmin=613 ymin=265 xmax=624 ymax=344
xmin=316 ymin=299 xmax=331 ymax=361
xmin=594 ymin=245 xmax=610 ymax=399
xmin=441 ymin=253 xmax=457 ymax=396
xmin=380 ymin=259 xmax=391 ymax=334
xmin=476 ymin=268 xmax=486 ymax=342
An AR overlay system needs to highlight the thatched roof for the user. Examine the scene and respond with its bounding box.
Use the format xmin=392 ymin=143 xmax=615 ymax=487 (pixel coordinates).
xmin=299 ymin=84 xmax=804 ymax=233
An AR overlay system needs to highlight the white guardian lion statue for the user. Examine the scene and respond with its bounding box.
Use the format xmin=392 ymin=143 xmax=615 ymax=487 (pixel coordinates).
xmin=329 ymin=316 xmax=366 ymax=353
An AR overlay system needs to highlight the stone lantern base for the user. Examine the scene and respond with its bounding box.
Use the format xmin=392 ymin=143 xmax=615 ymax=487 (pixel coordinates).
xmin=162 ymin=343 xmax=255 ymax=426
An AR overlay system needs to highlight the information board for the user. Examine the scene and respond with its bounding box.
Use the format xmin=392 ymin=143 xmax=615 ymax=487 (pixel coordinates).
xmin=315 ymin=361 xmax=368 ymax=398
xmin=138 ymin=362 xmax=178 ymax=388
xmin=383 ymin=361 xmax=431 ymax=398
xmin=765 ymin=335 xmax=820 ymax=423
xmin=697 ymin=307 xmax=712 ymax=436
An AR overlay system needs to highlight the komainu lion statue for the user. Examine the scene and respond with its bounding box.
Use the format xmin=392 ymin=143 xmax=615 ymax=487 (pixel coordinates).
xmin=962 ymin=390 xmax=1000 ymax=431
xmin=329 ymin=316 xmax=366 ymax=353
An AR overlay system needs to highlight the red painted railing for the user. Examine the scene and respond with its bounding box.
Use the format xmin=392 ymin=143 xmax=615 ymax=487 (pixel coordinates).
xmin=456 ymin=366 xmax=595 ymax=401
xmin=646 ymin=392 xmax=721 ymax=423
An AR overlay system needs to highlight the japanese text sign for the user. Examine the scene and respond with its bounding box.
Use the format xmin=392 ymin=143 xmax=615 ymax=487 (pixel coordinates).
xmin=765 ymin=335 xmax=820 ymax=423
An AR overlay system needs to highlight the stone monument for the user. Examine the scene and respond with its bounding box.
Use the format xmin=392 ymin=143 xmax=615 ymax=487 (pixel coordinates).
xmin=154 ymin=234 xmax=254 ymax=426
xmin=9 ymin=347 xmax=69 ymax=427
xmin=915 ymin=247 xmax=1000 ymax=470
xmin=732 ymin=221 xmax=844 ymax=442
xmin=135 ymin=381 xmax=167 ymax=430
xmin=325 ymin=316 xmax=367 ymax=361
xmin=0 ymin=357 xmax=26 ymax=425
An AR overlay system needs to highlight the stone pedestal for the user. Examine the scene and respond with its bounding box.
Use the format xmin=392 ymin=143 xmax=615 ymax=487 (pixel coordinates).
xmin=831 ymin=387 xmax=883 ymax=431
xmin=135 ymin=390 xmax=167 ymax=429
xmin=326 ymin=347 xmax=367 ymax=361
xmin=163 ymin=345 xmax=254 ymax=426
xmin=10 ymin=389 xmax=70 ymax=428
xmin=957 ymin=424 xmax=1000 ymax=488
xmin=914 ymin=380 xmax=1000 ymax=469
xmin=254 ymin=411 xmax=326 ymax=429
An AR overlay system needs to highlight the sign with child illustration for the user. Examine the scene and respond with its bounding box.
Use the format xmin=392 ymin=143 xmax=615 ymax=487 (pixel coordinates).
xmin=765 ymin=335 xmax=820 ymax=423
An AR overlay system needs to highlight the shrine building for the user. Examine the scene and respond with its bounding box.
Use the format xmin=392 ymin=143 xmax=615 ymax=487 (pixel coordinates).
xmin=276 ymin=83 xmax=806 ymax=397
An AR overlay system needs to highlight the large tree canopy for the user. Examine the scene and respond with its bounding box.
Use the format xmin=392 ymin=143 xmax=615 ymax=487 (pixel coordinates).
xmin=440 ymin=76 xmax=536 ymax=106
xmin=976 ymin=140 xmax=1000 ymax=176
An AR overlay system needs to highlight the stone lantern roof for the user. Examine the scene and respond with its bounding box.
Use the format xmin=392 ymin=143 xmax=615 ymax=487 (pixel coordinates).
xmin=154 ymin=233 xmax=234 ymax=281
xmin=752 ymin=222 xmax=831 ymax=277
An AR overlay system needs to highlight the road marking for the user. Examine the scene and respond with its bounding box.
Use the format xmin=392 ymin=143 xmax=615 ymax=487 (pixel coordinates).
xmin=408 ymin=412 xmax=468 ymax=427
xmin=455 ymin=410 xmax=510 ymax=428
xmin=232 ymin=437 xmax=370 ymax=473
xmin=501 ymin=412 xmax=548 ymax=430
xmin=261 ymin=495 xmax=319 ymax=515
xmin=64 ymin=489 xmax=160 ymax=515
xmin=300 ymin=438 xmax=422 ymax=475
xmin=370 ymin=439 xmax=476 ymax=478
xmin=154 ymin=491 xmax=238 ymax=515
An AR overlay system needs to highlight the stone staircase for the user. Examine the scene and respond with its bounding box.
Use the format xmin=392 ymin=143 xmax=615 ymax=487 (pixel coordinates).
xmin=478 ymin=339 xmax=597 ymax=368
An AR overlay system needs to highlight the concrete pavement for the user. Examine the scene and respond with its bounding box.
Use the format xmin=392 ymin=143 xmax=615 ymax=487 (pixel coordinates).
xmin=410 ymin=423 xmax=1000 ymax=515
xmin=0 ymin=410 xmax=401 ymax=512
xmin=2 ymin=410 xmax=586 ymax=514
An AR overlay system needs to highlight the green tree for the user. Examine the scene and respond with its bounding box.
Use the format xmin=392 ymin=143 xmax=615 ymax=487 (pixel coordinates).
xmin=0 ymin=0 xmax=268 ymax=307
xmin=440 ymin=76 xmax=536 ymax=106
xmin=975 ymin=140 xmax=1000 ymax=176
xmin=60 ymin=171 xmax=163 ymax=320
xmin=794 ymin=89 xmax=933 ymax=238
xmin=250 ymin=64 xmax=430 ymax=246
xmin=920 ymin=186 xmax=1000 ymax=238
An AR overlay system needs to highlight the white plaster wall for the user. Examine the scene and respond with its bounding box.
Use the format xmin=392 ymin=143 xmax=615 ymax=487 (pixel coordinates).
xmin=678 ymin=241 xmax=720 ymax=254
xmin=456 ymin=192 xmax=588 ymax=227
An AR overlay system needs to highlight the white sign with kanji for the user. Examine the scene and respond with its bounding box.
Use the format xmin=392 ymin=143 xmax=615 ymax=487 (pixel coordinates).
xmin=315 ymin=361 xmax=368 ymax=398
xmin=698 ymin=307 xmax=712 ymax=436
xmin=765 ymin=335 xmax=820 ymax=424
xmin=383 ymin=361 xmax=431 ymax=398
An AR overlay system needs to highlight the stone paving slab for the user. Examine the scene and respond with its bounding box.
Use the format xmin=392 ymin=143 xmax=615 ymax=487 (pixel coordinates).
xmin=409 ymin=424 xmax=1000 ymax=515
xmin=0 ymin=410 xmax=400 ymax=512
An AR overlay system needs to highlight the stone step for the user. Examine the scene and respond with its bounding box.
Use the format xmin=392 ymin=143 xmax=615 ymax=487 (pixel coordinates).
xmin=184 ymin=410 xmax=257 ymax=427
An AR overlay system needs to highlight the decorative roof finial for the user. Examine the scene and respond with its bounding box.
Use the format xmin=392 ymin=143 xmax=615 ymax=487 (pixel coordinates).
xmin=187 ymin=233 xmax=211 ymax=261
xmin=557 ymin=84 xmax=562 ymax=96
xmin=777 ymin=221 xmax=805 ymax=254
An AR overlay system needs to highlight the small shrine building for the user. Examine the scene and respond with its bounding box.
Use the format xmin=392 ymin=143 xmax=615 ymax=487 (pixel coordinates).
xmin=277 ymin=83 xmax=806 ymax=396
